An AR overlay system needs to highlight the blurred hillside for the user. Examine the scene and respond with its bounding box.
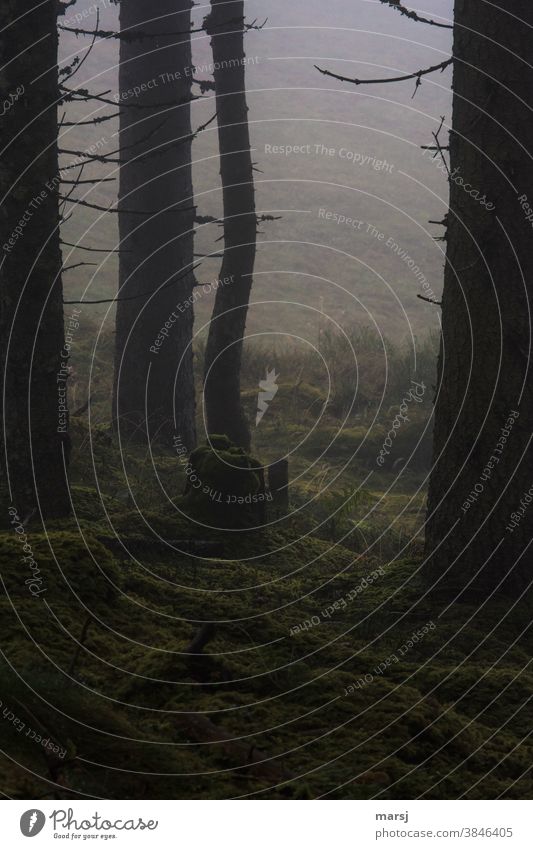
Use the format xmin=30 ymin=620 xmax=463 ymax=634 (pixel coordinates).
xmin=59 ymin=0 xmax=453 ymax=354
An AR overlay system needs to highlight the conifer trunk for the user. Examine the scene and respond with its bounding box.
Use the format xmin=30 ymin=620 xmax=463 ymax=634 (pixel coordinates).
xmin=0 ymin=0 xmax=70 ymax=519
xmin=113 ymin=0 xmax=196 ymax=448
xmin=425 ymin=1 xmax=533 ymax=597
xmin=203 ymin=0 xmax=256 ymax=450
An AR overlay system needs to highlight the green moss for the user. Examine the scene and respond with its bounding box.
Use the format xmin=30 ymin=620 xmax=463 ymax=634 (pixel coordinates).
xmin=2 ymin=371 xmax=532 ymax=799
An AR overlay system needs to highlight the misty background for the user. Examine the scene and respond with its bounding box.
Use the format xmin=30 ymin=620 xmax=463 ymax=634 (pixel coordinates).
xmin=59 ymin=0 xmax=453 ymax=351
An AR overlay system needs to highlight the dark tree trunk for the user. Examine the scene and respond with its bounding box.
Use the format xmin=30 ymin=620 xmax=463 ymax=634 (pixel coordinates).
xmin=425 ymin=1 xmax=533 ymax=597
xmin=268 ymin=459 xmax=289 ymax=513
xmin=113 ymin=0 xmax=196 ymax=449
xmin=0 ymin=0 xmax=70 ymax=519
xmin=203 ymin=1 xmax=257 ymax=450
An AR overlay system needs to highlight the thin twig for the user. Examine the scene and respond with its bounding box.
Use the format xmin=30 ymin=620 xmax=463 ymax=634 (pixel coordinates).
xmin=417 ymin=294 xmax=442 ymax=306
xmin=61 ymin=240 xmax=125 ymax=254
xmin=315 ymin=58 xmax=452 ymax=88
xmin=59 ymin=22 xmax=206 ymax=41
xmin=63 ymin=262 xmax=201 ymax=304
xmin=62 ymin=113 xmax=120 ymax=126
xmin=62 ymin=262 xmax=97 ymax=272
xmin=379 ymin=0 xmax=452 ymax=29
xmin=61 ymin=177 xmax=115 ymax=184
xmin=61 ymin=9 xmax=100 ymax=84
xmin=432 ymin=115 xmax=450 ymax=176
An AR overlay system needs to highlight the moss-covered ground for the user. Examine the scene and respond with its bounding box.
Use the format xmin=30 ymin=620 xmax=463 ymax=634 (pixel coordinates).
xmin=1 ymin=329 xmax=532 ymax=799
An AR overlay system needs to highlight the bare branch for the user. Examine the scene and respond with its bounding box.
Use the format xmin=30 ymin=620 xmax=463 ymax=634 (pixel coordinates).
xmin=191 ymin=110 xmax=218 ymax=139
xmin=194 ymin=78 xmax=216 ymax=93
xmin=430 ymin=115 xmax=450 ymax=175
xmin=59 ymin=113 xmax=175 ymax=170
xmin=60 ymin=162 xmax=86 ymax=211
xmin=59 ymin=151 xmax=122 ymax=168
xmin=58 ymin=22 xmax=206 ymax=41
xmin=59 ymin=14 xmax=267 ymax=41
xmin=59 ymin=195 xmax=179 ymax=215
xmin=61 ymin=240 xmax=125 ymax=254
xmin=379 ymin=0 xmax=452 ymax=29
xmin=62 ymin=261 xmax=97 ymax=272
xmin=417 ymin=294 xmax=442 ymax=306
xmin=62 ymin=177 xmax=116 ymax=184
xmin=315 ymin=57 xmax=453 ymax=88
xmin=62 ymin=113 xmax=120 ymax=127
xmin=61 ymin=8 xmax=100 ymax=84
xmin=58 ymin=0 xmax=77 ymax=16
xmin=59 ymin=57 xmax=79 ymax=78
xmin=63 ymin=262 xmax=202 ymax=305
xmin=195 ymin=215 xmax=219 ymax=224
xmin=60 ymin=85 xmax=118 ymax=108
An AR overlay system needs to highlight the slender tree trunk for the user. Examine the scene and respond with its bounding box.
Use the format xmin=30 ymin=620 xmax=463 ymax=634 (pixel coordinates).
xmin=113 ymin=0 xmax=196 ymax=449
xmin=0 ymin=0 xmax=70 ymax=519
xmin=203 ymin=1 xmax=256 ymax=450
xmin=425 ymin=1 xmax=533 ymax=597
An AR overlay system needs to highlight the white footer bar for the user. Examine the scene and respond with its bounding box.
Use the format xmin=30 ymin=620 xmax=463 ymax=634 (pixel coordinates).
xmin=4 ymin=800 xmax=532 ymax=848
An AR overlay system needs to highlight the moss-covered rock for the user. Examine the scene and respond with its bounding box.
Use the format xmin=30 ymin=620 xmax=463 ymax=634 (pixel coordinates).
xmin=178 ymin=435 xmax=269 ymax=528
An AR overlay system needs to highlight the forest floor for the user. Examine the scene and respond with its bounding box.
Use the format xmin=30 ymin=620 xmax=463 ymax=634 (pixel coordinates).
xmin=1 ymin=421 xmax=532 ymax=799
xmin=1 ymin=331 xmax=532 ymax=799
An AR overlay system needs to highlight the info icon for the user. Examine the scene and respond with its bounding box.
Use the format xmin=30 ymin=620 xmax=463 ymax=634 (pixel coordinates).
xmin=20 ymin=810 xmax=46 ymax=837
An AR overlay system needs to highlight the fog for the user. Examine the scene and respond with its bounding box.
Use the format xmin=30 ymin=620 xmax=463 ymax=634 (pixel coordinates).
xmin=60 ymin=1 xmax=454 ymax=339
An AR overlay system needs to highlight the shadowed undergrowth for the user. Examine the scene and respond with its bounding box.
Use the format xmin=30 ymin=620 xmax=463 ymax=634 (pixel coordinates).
xmin=1 ymin=495 xmax=532 ymax=798
xmin=1 ymin=329 xmax=531 ymax=799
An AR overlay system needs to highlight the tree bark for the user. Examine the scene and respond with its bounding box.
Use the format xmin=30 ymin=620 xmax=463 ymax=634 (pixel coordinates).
xmin=113 ymin=0 xmax=196 ymax=449
xmin=0 ymin=0 xmax=70 ymax=519
xmin=203 ymin=1 xmax=256 ymax=450
xmin=425 ymin=1 xmax=533 ymax=597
